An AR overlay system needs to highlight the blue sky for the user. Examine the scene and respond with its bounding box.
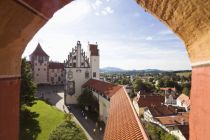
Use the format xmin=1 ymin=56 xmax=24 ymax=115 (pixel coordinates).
xmin=22 ymin=0 xmax=191 ymax=70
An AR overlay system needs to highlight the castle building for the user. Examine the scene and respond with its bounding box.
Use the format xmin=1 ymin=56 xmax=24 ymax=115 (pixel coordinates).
xmin=64 ymin=41 xmax=100 ymax=104
xmin=30 ymin=43 xmax=65 ymax=85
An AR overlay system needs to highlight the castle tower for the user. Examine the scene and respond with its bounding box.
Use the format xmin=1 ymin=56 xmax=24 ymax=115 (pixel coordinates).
xmin=30 ymin=43 xmax=49 ymax=85
xmin=87 ymin=43 xmax=100 ymax=80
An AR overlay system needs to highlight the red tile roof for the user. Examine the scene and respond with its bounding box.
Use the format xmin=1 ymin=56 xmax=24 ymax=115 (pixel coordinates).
xmin=147 ymin=105 xmax=178 ymax=117
xmin=159 ymin=87 xmax=176 ymax=91
xmin=137 ymin=95 xmax=165 ymax=107
xmin=104 ymin=87 xmax=148 ymax=140
xmin=82 ymin=79 xmax=122 ymax=97
xmin=49 ymin=62 xmax=64 ymax=69
xmin=89 ymin=44 xmax=99 ymax=56
xmin=30 ymin=43 xmax=49 ymax=57
xmin=156 ymin=112 xmax=189 ymax=126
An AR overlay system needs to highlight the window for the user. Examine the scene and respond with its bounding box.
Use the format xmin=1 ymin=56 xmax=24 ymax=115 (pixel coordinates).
xmin=73 ymin=56 xmax=76 ymax=60
xmin=35 ymin=63 xmax=37 ymax=66
xmin=81 ymin=62 xmax=84 ymax=66
xmin=69 ymin=63 xmax=72 ymax=66
xmin=38 ymin=68 xmax=40 ymax=71
xmin=85 ymin=71 xmax=89 ymax=79
xmin=55 ymin=74 xmax=57 ymax=77
xmin=58 ymin=77 xmax=61 ymax=81
xmin=51 ymin=77 xmax=54 ymax=82
xmin=93 ymin=72 xmax=96 ymax=78
xmin=73 ymin=63 xmax=76 ymax=68
xmin=36 ymin=74 xmax=39 ymax=76
xmin=44 ymin=68 xmax=46 ymax=71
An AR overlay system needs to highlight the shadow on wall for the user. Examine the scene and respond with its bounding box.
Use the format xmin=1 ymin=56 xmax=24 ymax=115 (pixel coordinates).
xmin=20 ymin=108 xmax=41 ymax=140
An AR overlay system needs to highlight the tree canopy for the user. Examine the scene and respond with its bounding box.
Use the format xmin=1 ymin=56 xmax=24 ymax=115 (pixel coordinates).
xmin=20 ymin=58 xmax=36 ymax=107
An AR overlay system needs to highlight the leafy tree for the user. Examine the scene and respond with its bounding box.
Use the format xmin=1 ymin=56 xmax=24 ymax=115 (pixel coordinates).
xmin=49 ymin=121 xmax=87 ymax=140
xmin=77 ymin=88 xmax=98 ymax=111
xmin=133 ymin=79 xmax=155 ymax=93
xmin=20 ymin=58 xmax=36 ymax=107
xmin=144 ymin=122 xmax=177 ymax=140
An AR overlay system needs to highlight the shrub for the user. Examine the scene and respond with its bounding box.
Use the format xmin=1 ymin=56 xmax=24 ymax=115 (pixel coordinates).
xmin=49 ymin=121 xmax=87 ymax=140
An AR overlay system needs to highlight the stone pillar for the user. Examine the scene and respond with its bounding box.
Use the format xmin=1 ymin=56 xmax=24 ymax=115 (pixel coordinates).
xmin=0 ymin=1 xmax=71 ymax=140
xmin=0 ymin=76 xmax=20 ymax=140
xmin=190 ymin=65 xmax=210 ymax=140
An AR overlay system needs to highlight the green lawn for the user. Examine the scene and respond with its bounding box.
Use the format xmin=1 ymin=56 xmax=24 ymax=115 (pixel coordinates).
xmin=20 ymin=100 xmax=65 ymax=140
xmin=27 ymin=100 xmax=65 ymax=140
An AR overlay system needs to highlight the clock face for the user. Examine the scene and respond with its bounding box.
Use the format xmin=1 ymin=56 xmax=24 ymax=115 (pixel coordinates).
xmin=68 ymin=71 xmax=73 ymax=80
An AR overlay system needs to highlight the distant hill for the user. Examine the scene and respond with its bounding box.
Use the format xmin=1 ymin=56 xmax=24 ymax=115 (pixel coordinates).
xmin=100 ymin=67 xmax=124 ymax=72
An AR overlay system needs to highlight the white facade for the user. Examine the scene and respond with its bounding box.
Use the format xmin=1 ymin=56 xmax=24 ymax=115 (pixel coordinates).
xmin=64 ymin=41 xmax=100 ymax=104
xmin=165 ymin=94 xmax=177 ymax=105
xmin=92 ymin=91 xmax=110 ymax=122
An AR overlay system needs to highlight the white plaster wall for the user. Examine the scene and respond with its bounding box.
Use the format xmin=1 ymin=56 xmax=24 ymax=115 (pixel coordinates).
xmin=92 ymin=91 xmax=110 ymax=123
xmin=90 ymin=56 xmax=99 ymax=80
xmin=65 ymin=68 xmax=91 ymax=104
xmin=33 ymin=59 xmax=48 ymax=84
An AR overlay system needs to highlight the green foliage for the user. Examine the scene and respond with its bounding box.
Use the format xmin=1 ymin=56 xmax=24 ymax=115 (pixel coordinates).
xmin=64 ymin=113 xmax=73 ymax=123
xmin=22 ymin=100 xmax=66 ymax=140
xmin=133 ymin=79 xmax=155 ymax=93
xmin=144 ymin=122 xmax=177 ymax=140
xmin=49 ymin=121 xmax=87 ymax=140
xmin=77 ymin=88 xmax=98 ymax=111
xmin=21 ymin=58 xmax=36 ymax=106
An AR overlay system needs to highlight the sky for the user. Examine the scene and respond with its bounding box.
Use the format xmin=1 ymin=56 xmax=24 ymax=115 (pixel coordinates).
xmin=22 ymin=0 xmax=191 ymax=70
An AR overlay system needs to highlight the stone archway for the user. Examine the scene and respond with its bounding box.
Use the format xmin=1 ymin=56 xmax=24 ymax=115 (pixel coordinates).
xmin=136 ymin=1 xmax=210 ymax=139
xmin=0 ymin=0 xmax=210 ymax=140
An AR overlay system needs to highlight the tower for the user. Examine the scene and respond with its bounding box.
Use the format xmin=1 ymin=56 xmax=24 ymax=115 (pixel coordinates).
xmin=88 ymin=42 xmax=100 ymax=80
xmin=30 ymin=43 xmax=49 ymax=85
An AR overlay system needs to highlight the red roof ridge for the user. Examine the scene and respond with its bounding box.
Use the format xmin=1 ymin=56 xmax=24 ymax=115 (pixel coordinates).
xmin=104 ymin=87 xmax=148 ymax=140
xmin=82 ymin=79 xmax=122 ymax=97
xmin=122 ymin=87 xmax=149 ymax=140
xmin=30 ymin=43 xmax=49 ymax=57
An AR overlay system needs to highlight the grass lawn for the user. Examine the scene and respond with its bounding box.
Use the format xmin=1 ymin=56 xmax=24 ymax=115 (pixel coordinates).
xmin=27 ymin=100 xmax=65 ymax=140
xmin=20 ymin=100 xmax=66 ymax=140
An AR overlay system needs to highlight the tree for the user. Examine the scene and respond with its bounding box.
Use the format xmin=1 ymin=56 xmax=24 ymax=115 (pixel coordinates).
xmin=49 ymin=121 xmax=87 ymax=140
xmin=20 ymin=58 xmax=36 ymax=107
xmin=133 ymin=79 xmax=155 ymax=93
xmin=77 ymin=88 xmax=98 ymax=111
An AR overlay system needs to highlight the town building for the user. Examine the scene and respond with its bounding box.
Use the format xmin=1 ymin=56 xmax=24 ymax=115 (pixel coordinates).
xmin=64 ymin=41 xmax=99 ymax=104
xmin=177 ymin=94 xmax=190 ymax=111
xmin=29 ymin=43 xmax=65 ymax=85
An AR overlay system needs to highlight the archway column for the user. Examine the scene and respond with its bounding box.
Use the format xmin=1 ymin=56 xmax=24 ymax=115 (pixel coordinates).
xmin=0 ymin=1 xmax=70 ymax=140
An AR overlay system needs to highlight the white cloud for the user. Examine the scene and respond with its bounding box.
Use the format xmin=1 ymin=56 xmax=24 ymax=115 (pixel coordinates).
xmin=95 ymin=12 xmax=100 ymax=16
xmin=105 ymin=7 xmax=114 ymax=14
xmin=101 ymin=10 xmax=108 ymax=15
xmin=51 ymin=0 xmax=92 ymax=25
xmin=100 ymin=6 xmax=114 ymax=16
xmin=92 ymin=0 xmax=103 ymax=10
xmin=145 ymin=36 xmax=153 ymax=40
